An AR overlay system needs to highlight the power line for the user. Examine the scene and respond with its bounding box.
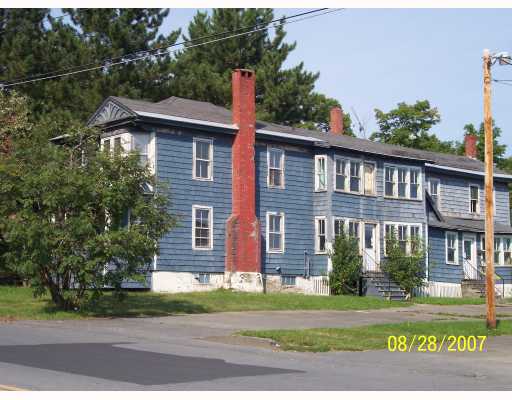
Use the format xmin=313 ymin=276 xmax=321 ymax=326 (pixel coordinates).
xmin=0 ymin=8 xmax=341 ymax=89
xmin=3 ymin=8 xmax=331 ymax=84
xmin=493 ymin=79 xmax=512 ymax=87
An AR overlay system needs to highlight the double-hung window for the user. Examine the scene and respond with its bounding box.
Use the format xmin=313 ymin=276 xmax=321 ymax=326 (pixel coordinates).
xmin=429 ymin=178 xmax=440 ymax=205
xmin=335 ymin=159 xmax=347 ymax=191
xmin=333 ymin=218 xmax=345 ymax=239
xmin=192 ymin=206 xmax=213 ymax=250
xmin=268 ymin=147 xmax=284 ymax=188
xmin=334 ymin=158 xmax=367 ymax=194
xmin=469 ymin=185 xmax=480 ymax=214
xmin=446 ymin=231 xmax=458 ymax=265
xmin=480 ymin=236 xmax=486 ymax=264
xmin=491 ymin=236 xmax=512 ymax=266
xmin=385 ymin=166 xmax=396 ymax=197
xmin=266 ymin=212 xmax=284 ymax=253
xmin=350 ymin=161 xmax=361 ymax=193
xmin=315 ymin=155 xmax=327 ymax=191
xmin=315 ymin=217 xmax=327 ymax=253
xmin=132 ymin=134 xmax=150 ymax=167
xmin=385 ymin=164 xmax=422 ymax=200
xmin=384 ymin=222 xmax=422 ymax=256
xmin=410 ymin=225 xmax=421 ymax=253
xmin=348 ymin=220 xmax=361 ymax=249
xmin=193 ymin=138 xmax=213 ymax=181
xmin=385 ymin=224 xmax=396 ymax=251
xmin=410 ymin=170 xmax=420 ymax=199
xmin=495 ymin=238 xmax=502 ymax=265
xmin=504 ymin=237 xmax=512 ymax=266
xmin=397 ymin=225 xmax=408 ymax=253
xmin=397 ymin=168 xmax=408 ymax=198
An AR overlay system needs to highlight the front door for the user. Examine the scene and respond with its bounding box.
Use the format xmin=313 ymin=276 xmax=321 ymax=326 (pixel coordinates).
xmin=463 ymin=235 xmax=478 ymax=279
xmin=363 ymin=223 xmax=379 ymax=272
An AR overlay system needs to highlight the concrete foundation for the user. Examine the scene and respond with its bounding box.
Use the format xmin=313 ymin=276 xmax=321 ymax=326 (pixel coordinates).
xmin=151 ymin=271 xmax=330 ymax=295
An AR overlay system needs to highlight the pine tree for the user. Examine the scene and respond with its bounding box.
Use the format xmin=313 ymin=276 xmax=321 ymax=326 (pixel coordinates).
xmin=0 ymin=9 xmax=180 ymax=135
xmin=169 ymin=9 xmax=354 ymax=134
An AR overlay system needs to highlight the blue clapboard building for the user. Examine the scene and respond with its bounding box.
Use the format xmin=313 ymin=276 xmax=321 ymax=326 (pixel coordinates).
xmin=87 ymin=69 xmax=512 ymax=298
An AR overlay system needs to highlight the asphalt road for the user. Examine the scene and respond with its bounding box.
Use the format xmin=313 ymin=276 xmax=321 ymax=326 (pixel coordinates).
xmin=1 ymin=304 xmax=512 ymax=390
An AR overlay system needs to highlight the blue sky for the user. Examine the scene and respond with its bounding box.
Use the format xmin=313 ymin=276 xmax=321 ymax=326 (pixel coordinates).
xmin=161 ymin=8 xmax=512 ymax=156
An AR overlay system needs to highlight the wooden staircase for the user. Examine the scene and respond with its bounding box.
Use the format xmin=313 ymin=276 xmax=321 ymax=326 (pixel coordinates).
xmin=362 ymin=271 xmax=407 ymax=301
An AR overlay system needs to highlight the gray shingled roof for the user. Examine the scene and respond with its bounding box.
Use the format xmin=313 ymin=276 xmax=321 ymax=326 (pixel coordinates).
xmin=106 ymin=96 xmax=511 ymax=176
xmin=429 ymin=216 xmax=512 ymax=234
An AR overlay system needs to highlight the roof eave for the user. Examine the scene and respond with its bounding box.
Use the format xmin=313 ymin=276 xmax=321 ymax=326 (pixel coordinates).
xmin=426 ymin=163 xmax=512 ymax=181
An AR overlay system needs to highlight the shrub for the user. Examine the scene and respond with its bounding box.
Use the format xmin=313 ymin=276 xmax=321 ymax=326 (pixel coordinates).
xmin=382 ymin=236 xmax=426 ymax=296
xmin=0 ymin=99 xmax=176 ymax=310
xmin=329 ymin=232 xmax=362 ymax=295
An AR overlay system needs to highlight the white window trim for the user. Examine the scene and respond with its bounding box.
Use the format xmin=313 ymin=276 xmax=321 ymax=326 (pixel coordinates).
xmin=363 ymin=161 xmax=377 ymax=196
xmin=314 ymin=155 xmax=327 ymax=192
xmin=383 ymin=222 xmax=423 ymax=256
xmin=480 ymin=235 xmax=486 ymax=266
xmin=502 ymin=236 xmax=512 ymax=267
xmin=266 ymin=211 xmax=285 ymax=254
xmin=489 ymin=235 xmax=512 ymax=267
xmin=267 ymin=146 xmax=285 ymax=189
xmin=383 ymin=163 xmax=422 ymax=201
xmin=332 ymin=217 xmax=346 ymax=238
xmin=192 ymin=205 xmax=213 ymax=251
xmin=315 ymin=216 xmax=327 ymax=254
xmin=445 ymin=231 xmax=459 ymax=265
xmin=469 ymin=184 xmax=481 ymax=215
xmin=332 ymin=217 xmax=366 ymax=255
xmin=333 ymin=156 xmax=366 ymax=195
xmin=428 ymin=178 xmax=441 ymax=204
xmin=192 ymin=137 xmax=213 ymax=181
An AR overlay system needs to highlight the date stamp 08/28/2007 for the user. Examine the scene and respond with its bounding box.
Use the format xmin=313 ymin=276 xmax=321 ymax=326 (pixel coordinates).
xmin=387 ymin=335 xmax=487 ymax=352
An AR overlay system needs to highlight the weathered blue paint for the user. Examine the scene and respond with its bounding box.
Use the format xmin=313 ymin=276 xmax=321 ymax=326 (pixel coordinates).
xmin=428 ymin=228 xmax=464 ymax=284
xmin=147 ymin=124 xmax=511 ymax=285
xmin=255 ymin=141 xmax=317 ymax=276
xmin=427 ymin=172 xmax=510 ymax=225
xmin=155 ymin=127 xmax=233 ymax=273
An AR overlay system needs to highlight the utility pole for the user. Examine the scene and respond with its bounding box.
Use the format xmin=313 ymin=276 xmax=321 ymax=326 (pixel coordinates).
xmin=483 ymin=49 xmax=496 ymax=329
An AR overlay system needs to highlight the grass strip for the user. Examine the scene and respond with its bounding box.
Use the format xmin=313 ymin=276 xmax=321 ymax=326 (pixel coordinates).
xmin=239 ymin=320 xmax=512 ymax=352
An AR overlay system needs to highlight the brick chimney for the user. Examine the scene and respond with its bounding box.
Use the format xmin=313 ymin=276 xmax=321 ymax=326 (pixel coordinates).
xmin=225 ymin=69 xmax=261 ymax=278
xmin=330 ymin=106 xmax=344 ymax=135
xmin=464 ymin=133 xmax=477 ymax=159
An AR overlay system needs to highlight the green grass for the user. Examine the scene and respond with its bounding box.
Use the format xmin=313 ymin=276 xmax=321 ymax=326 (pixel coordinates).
xmin=0 ymin=286 xmax=410 ymax=320
xmin=240 ymin=319 xmax=512 ymax=352
xmin=411 ymin=297 xmax=486 ymax=305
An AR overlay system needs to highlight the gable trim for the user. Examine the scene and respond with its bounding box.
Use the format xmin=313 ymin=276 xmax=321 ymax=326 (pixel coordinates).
xmin=87 ymin=97 xmax=136 ymax=127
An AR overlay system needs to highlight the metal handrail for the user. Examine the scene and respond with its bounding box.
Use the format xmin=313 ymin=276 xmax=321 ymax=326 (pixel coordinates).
xmin=465 ymin=257 xmax=505 ymax=298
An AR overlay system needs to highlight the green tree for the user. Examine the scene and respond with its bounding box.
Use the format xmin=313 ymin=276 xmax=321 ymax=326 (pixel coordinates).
xmin=459 ymin=122 xmax=507 ymax=164
xmin=381 ymin=236 xmax=426 ymax=297
xmin=329 ymin=232 xmax=362 ymax=295
xmin=0 ymin=92 xmax=176 ymax=309
xmin=170 ymin=8 xmax=354 ymax=134
xmin=371 ymin=100 xmax=456 ymax=153
xmin=0 ymin=8 xmax=180 ymax=135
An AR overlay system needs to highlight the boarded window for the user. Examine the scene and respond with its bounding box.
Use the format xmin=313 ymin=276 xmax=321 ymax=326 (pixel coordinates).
xmin=364 ymin=162 xmax=375 ymax=195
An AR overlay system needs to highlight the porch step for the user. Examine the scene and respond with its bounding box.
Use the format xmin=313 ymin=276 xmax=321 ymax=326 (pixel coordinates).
xmin=460 ymin=279 xmax=506 ymax=299
xmin=362 ymin=271 xmax=407 ymax=301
